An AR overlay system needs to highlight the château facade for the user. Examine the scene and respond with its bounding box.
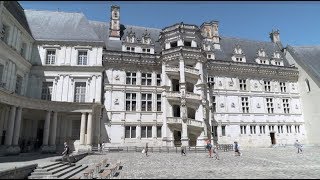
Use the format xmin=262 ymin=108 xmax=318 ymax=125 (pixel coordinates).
xmin=0 ymin=1 xmax=310 ymax=155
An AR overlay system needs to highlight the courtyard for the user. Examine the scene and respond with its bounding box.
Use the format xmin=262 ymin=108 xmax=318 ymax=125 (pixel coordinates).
xmin=78 ymin=146 xmax=320 ymax=179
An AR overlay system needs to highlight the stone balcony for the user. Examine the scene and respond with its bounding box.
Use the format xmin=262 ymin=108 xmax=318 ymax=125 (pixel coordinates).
xmin=166 ymin=91 xmax=201 ymax=103
xmin=167 ymin=117 xmax=203 ymax=129
xmin=185 ymin=92 xmax=201 ymax=101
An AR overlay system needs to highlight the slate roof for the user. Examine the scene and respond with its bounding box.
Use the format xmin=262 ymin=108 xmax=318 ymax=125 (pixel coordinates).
xmin=4 ymin=1 xmax=33 ymax=37
xmin=286 ymin=46 xmax=320 ymax=86
xmin=24 ymin=10 xmax=103 ymax=43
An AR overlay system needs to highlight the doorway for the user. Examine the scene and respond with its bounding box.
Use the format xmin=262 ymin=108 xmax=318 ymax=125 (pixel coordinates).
xmin=173 ymin=130 xmax=181 ymax=147
xmin=270 ymin=132 xmax=276 ymax=145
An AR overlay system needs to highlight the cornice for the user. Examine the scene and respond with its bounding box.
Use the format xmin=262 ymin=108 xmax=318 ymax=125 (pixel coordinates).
xmin=31 ymin=65 xmax=105 ymax=72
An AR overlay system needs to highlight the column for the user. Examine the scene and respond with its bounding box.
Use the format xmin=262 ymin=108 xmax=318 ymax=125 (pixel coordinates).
xmin=152 ymin=124 xmax=157 ymax=139
xmin=0 ymin=108 xmax=6 ymax=138
xmin=12 ymin=107 xmax=22 ymax=145
xmin=60 ymin=120 xmax=66 ymax=143
xmin=86 ymin=112 xmax=93 ymax=145
xmin=5 ymin=106 xmax=16 ymax=146
xmin=181 ymin=121 xmax=188 ymax=146
xmin=91 ymin=75 xmax=97 ymax=102
xmin=42 ymin=111 xmax=51 ymax=146
xmin=136 ymin=124 xmax=141 ymax=139
xmin=96 ymin=75 xmax=102 ymax=103
xmin=80 ymin=113 xmax=87 ymax=145
xmin=49 ymin=112 xmax=58 ymax=146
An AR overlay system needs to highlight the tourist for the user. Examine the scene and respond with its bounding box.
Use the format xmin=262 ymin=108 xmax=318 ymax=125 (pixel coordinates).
xmin=213 ymin=143 xmax=220 ymax=160
xmin=145 ymin=143 xmax=149 ymax=157
xmin=294 ymin=140 xmax=303 ymax=154
xmin=206 ymin=139 xmax=213 ymax=158
xmin=181 ymin=146 xmax=186 ymax=156
xmin=62 ymin=142 xmax=71 ymax=165
xmin=234 ymin=141 xmax=241 ymax=156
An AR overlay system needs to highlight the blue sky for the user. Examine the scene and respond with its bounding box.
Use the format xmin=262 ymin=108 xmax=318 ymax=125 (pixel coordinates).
xmin=19 ymin=1 xmax=320 ymax=46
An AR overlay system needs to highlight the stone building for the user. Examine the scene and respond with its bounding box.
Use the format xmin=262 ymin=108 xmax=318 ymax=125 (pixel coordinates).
xmin=0 ymin=2 xmax=308 ymax=155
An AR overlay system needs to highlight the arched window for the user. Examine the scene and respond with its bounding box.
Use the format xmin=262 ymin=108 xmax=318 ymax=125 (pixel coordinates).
xmin=305 ymin=79 xmax=311 ymax=92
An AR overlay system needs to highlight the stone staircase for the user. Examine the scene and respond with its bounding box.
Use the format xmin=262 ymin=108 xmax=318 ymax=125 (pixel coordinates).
xmin=28 ymin=162 xmax=88 ymax=179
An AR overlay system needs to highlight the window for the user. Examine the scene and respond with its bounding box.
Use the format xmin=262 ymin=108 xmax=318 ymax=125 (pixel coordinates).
xmin=157 ymin=74 xmax=161 ymax=86
xmin=283 ymin=98 xmax=290 ymax=114
xmin=266 ymin=98 xmax=274 ymax=113
xmin=275 ymin=61 xmax=281 ymax=66
xmin=264 ymin=81 xmax=271 ymax=92
xmin=157 ymin=94 xmax=161 ymax=111
xmin=184 ymin=41 xmax=191 ymax=47
xmin=141 ymin=73 xmax=152 ymax=86
xmin=260 ymin=59 xmax=267 ymax=64
xmin=21 ymin=42 xmax=27 ymax=58
xmin=241 ymin=97 xmax=249 ymax=113
xmin=74 ymin=82 xmax=86 ymax=102
xmin=41 ymin=82 xmax=53 ymax=100
xmin=147 ymin=48 xmax=150 ymax=53
xmin=126 ymin=47 xmax=130 ymax=51
xmin=78 ymin=51 xmax=88 ymax=65
xmin=142 ymin=48 xmax=146 ymax=53
xmin=280 ymin=82 xmax=286 ymax=92
xmin=126 ymin=72 xmax=136 ymax=85
xmin=141 ymin=93 xmax=152 ymax=111
xmin=15 ymin=75 xmax=22 ymax=94
xmin=269 ymin=125 xmax=275 ymax=132
xmin=170 ymin=41 xmax=177 ymax=48
xmin=295 ymin=125 xmax=300 ymax=133
xmin=126 ymin=93 xmax=136 ymax=111
xmin=259 ymin=125 xmax=266 ymax=134
xmin=46 ymin=50 xmax=56 ymax=64
xmin=141 ymin=126 xmax=152 ymax=138
xmin=239 ymin=79 xmax=246 ymax=91
xmin=278 ymin=125 xmax=284 ymax=133
xmin=208 ymin=76 xmax=215 ymax=88
xmin=0 ymin=64 xmax=4 ymax=86
xmin=286 ymin=125 xmax=292 ymax=133
xmin=212 ymin=126 xmax=218 ymax=137
xmin=240 ymin=125 xmax=246 ymax=134
xmin=221 ymin=126 xmax=226 ymax=136
xmin=157 ymin=126 xmax=162 ymax=138
xmin=126 ymin=46 xmax=135 ymax=52
xmin=250 ymin=125 xmax=256 ymax=134
xmin=125 ymin=126 xmax=136 ymax=138
xmin=305 ymin=79 xmax=311 ymax=92
xmin=236 ymin=57 xmax=243 ymax=62
xmin=1 ymin=24 xmax=10 ymax=44
xmin=207 ymin=54 xmax=211 ymax=59
xmin=211 ymin=96 xmax=216 ymax=113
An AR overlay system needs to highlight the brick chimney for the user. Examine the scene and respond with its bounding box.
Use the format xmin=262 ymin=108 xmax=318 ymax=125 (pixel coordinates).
xmin=270 ymin=29 xmax=280 ymax=43
xmin=109 ymin=5 xmax=120 ymax=40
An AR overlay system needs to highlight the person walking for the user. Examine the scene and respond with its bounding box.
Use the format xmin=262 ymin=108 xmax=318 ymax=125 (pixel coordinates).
xmin=206 ymin=139 xmax=213 ymax=158
xmin=234 ymin=141 xmax=241 ymax=156
xmin=212 ymin=143 xmax=220 ymax=160
xmin=145 ymin=143 xmax=149 ymax=157
xmin=62 ymin=142 xmax=71 ymax=165
xmin=294 ymin=140 xmax=303 ymax=154
xmin=181 ymin=146 xmax=186 ymax=156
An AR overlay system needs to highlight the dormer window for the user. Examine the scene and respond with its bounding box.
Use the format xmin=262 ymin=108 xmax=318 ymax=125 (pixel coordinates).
xmin=258 ymin=49 xmax=267 ymax=57
xmin=170 ymin=41 xmax=178 ymax=48
xmin=273 ymin=52 xmax=281 ymax=59
xmin=234 ymin=45 xmax=243 ymax=55
xmin=184 ymin=41 xmax=192 ymax=47
xmin=207 ymin=53 xmax=215 ymax=60
xmin=126 ymin=46 xmax=135 ymax=52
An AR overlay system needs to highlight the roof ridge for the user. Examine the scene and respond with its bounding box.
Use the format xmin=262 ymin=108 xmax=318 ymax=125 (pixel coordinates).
xmin=125 ymin=24 xmax=161 ymax=31
xmin=221 ymin=36 xmax=274 ymax=44
xmin=24 ymin=9 xmax=83 ymax=15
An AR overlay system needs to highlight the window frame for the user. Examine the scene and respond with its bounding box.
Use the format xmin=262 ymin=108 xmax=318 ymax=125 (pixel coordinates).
xmin=77 ymin=50 xmax=88 ymax=65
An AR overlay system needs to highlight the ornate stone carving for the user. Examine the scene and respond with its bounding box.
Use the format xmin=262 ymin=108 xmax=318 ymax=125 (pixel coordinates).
xmin=220 ymin=103 xmax=224 ymax=108
xmin=295 ymin=104 xmax=299 ymax=109
xmin=254 ymin=83 xmax=258 ymax=88
xmin=115 ymin=75 xmax=120 ymax=81
xmin=257 ymin=103 xmax=261 ymax=108
xmin=231 ymin=103 xmax=235 ymax=108
xmin=278 ymin=103 xmax=281 ymax=109
xmin=219 ymin=81 xmax=222 ymax=86
xmin=114 ymin=99 xmax=119 ymax=105
xmin=229 ymin=81 xmax=234 ymax=87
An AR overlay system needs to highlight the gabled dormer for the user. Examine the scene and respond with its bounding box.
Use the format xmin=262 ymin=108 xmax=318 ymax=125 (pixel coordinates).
xmin=141 ymin=29 xmax=151 ymax=44
xmin=255 ymin=48 xmax=269 ymax=65
xmin=125 ymin=28 xmax=136 ymax=43
xmin=231 ymin=44 xmax=246 ymax=63
xmin=270 ymin=51 xmax=284 ymax=66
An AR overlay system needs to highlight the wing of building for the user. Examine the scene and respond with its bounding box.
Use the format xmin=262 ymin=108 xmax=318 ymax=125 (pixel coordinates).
xmin=0 ymin=1 xmax=308 ymax=155
xmin=285 ymin=46 xmax=320 ymax=145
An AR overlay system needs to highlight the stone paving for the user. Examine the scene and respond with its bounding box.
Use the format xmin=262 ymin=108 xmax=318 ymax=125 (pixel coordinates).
xmin=76 ymin=146 xmax=320 ymax=179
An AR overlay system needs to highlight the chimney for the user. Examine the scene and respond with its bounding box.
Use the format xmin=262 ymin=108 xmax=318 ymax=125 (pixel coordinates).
xmin=200 ymin=20 xmax=220 ymax=49
xmin=270 ymin=29 xmax=280 ymax=43
xmin=109 ymin=5 xmax=120 ymax=40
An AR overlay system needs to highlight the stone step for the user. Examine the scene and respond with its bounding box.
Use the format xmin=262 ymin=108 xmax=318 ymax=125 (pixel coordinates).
xmin=45 ymin=163 xmax=66 ymax=171
xmin=50 ymin=164 xmax=75 ymax=174
xmin=58 ymin=165 xmax=88 ymax=179
xmin=28 ymin=174 xmax=54 ymax=179
xmin=38 ymin=162 xmax=61 ymax=169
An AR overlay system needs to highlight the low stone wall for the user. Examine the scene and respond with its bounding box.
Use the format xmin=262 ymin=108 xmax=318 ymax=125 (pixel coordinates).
xmin=0 ymin=164 xmax=37 ymax=179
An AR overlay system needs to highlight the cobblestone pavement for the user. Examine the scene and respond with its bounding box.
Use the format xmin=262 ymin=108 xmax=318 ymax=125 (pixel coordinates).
xmin=77 ymin=146 xmax=320 ymax=179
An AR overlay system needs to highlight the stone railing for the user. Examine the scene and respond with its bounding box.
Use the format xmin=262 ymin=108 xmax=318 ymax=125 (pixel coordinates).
xmin=185 ymin=67 xmax=199 ymax=75
xmin=0 ymin=164 xmax=37 ymax=179
xmin=167 ymin=117 xmax=182 ymax=124
xmin=166 ymin=91 xmax=181 ymax=99
xmin=186 ymin=118 xmax=203 ymax=128
xmin=185 ymin=92 xmax=201 ymax=101
xmin=165 ymin=66 xmax=179 ymax=73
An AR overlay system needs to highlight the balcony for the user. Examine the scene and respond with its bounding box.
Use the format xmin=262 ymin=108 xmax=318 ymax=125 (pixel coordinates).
xmin=185 ymin=92 xmax=201 ymax=101
xmin=167 ymin=117 xmax=203 ymax=129
xmin=165 ymin=65 xmax=199 ymax=80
